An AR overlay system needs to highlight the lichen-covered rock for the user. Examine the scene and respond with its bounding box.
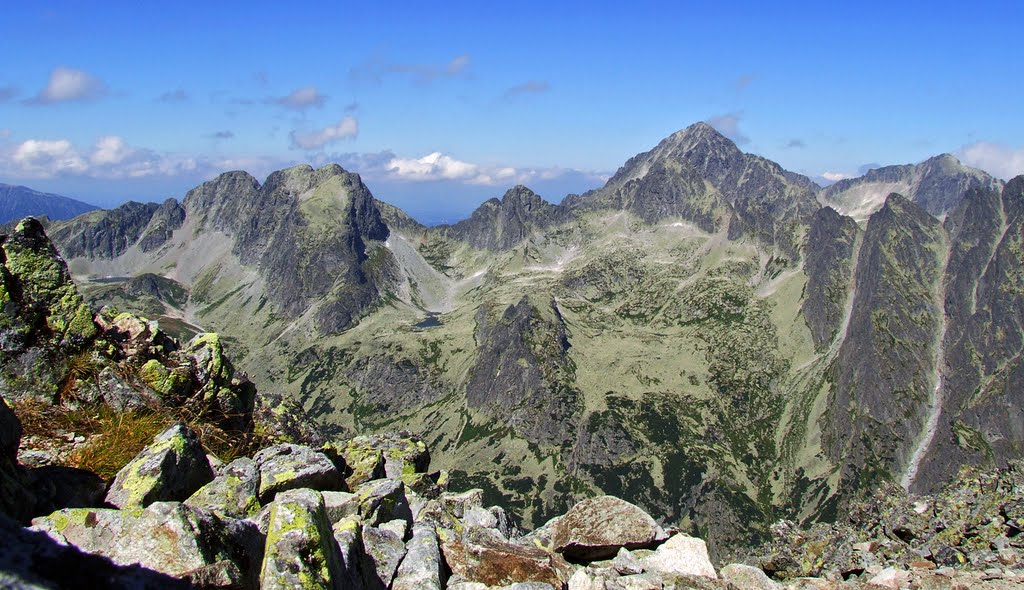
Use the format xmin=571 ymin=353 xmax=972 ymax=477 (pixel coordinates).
xmin=253 ymin=443 xmax=343 ymax=503
xmin=184 ymin=333 xmax=256 ymax=431
xmin=185 ymin=456 xmax=261 ymax=518
xmin=392 ymin=523 xmax=446 ymax=590
xmin=322 ymin=490 xmax=359 ymax=524
xmin=32 ymin=502 xmax=263 ymax=589
xmin=253 ymin=390 xmax=326 ymax=446
xmin=330 ymin=431 xmax=430 ymax=489
xmin=261 ymin=488 xmax=345 ymax=590
xmin=355 ymin=478 xmax=412 ymax=528
xmin=362 ymin=523 xmax=407 ymax=589
xmin=329 ymin=430 xmax=425 ymax=485
xmin=331 ymin=515 xmax=366 ymax=589
xmin=642 ymin=533 xmax=717 ymax=579
xmin=105 ymin=423 xmax=214 ymax=509
xmin=138 ymin=358 xmax=191 ymax=401
xmin=0 ymin=217 xmax=98 ymax=347
xmin=553 ymin=496 xmax=665 ymax=560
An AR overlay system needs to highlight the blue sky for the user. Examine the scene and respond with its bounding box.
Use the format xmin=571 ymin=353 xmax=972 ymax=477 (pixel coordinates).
xmin=1 ymin=1 xmax=1021 ymax=223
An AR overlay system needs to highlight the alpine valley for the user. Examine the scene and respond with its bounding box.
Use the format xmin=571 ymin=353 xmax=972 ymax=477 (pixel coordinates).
xmin=35 ymin=121 xmax=1024 ymax=555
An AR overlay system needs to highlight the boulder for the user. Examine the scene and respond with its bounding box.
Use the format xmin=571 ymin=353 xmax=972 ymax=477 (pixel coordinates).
xmin=444 ymin=526 xmax=572 ymax=588
xmin=720 ymin=563 xmax=781 ymax=589
xmin=642 ymin=533 xmax=717 ymax=579
xmin=355 ymin=478 xmax=413 ymax=528
xmin=261 ymin=488 xmax=345 ymax=590
xmin=0 ymin=395 xmax=34 ymax=523
xmin=32 ymin=502 xmax=263 ymax=589
xmin=253 ymin=443 xmax=342 ymax=502
xmin=185 ymin=456 xmax=261 ymax=518
xmin=27 ymin=465 xmax=106 ymax=516
xmin=392 ymin=523 xmax=446 ymax=590
xmin=0 ymin=512 xmax=192 ymax=589
xmin=868 ymin=567 xmax=912 ymax=589
xmin=612 ymin=547 xmax=645 ymax=575
xmin=322 ymin=490 xmax=359 ymax=524
xmin=105 ymin=423 xmax=214 ymax=509
xmin=332 ymin=516 xmax=366 ymax=589
xmin=362 ymin=523 xmax=407 ymax=590
xmin=330 ymin=431 xmax=430 ymax=488
xmin=553 ymin=496 xmax=665 ymax=560
xmin=184 ymin=332 xmax=256 ymax=430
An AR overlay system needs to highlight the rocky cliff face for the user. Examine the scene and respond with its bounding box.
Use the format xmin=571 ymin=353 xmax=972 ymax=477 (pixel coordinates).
xmin=825 ymin=194 xmax=948 ymax=487
xmin=913 ymin=177 xmax=1024 ymax=491
xmin=465 ymin=296 xmax=581 ymax=447
xmin=801 ymin=207 xmax=860 ymax=349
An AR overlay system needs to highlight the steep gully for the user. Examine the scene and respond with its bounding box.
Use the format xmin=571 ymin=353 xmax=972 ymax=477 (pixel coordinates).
xmin=901 ymin=235 xmax=952 ymax=490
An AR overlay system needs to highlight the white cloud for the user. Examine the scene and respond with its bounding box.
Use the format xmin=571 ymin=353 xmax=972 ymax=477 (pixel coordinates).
xmin=821 ymin=172 xmax=852 ymax=182
xmin=0 ymin=136 xmax=202 ymax=180
xmin=91 ymin=136 xmax=132 ymax=165
xmin=705 ymin=112 xmax=749 ymax=144
xmin=387 ymin=152 xmax=480 ymax=181
xmin=9 ymin=139 xmax=88 ymax=176
xmin=353 ymin=150 xmax=607 ymax=188
xmin=273 ymin=86 xmax=327 ymax=110
xmin=290 ymin=117 xmax=358 ymax=150
xmin=29 ymin=66 xmax=107 ymax=104
xmin=956 ymin=141 xmax=1024 ymax=181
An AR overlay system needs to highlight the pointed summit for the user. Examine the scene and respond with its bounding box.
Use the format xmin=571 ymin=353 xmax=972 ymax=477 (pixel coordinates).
xmin=447 ymin=185 xmax=566 ymax=250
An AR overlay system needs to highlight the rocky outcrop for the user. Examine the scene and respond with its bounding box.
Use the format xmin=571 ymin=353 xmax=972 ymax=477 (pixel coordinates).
xmin=465 ymin=296 xmax=581 ymax=446
xmin=46 ymin=200 xmax=164 ymax=259
xmin=801 ymin=206 xmax=859 ymax=349
xmin=105 ymin=423 xmax=214 ymax=509
xmin=0 ymin=217 xmax=98 ymax=353
xmin=137 ymin=197 xmax=186 ymax=252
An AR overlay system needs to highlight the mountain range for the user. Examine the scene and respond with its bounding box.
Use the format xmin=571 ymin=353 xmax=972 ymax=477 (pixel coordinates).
xmin=0 ymin=183 xmax=98 ymax=224
xmin=34 ymin=121 xmax=1023 ymax=554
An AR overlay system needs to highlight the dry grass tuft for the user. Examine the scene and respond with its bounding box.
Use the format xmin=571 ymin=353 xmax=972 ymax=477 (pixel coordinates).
xmin=67 ymin=408 xmax=175 ymax=480
xmin=11 ymin=398 xmax=263 ymax=481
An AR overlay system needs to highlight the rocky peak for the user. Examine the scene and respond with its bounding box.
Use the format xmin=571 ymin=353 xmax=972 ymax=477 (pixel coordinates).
xmin=445 ymin=185 xmax=565 ymax=251
xmin=822 ymin=154 xmax=1003 ymax=221
xmin=181 ymin=170 xmax=261 ymax=234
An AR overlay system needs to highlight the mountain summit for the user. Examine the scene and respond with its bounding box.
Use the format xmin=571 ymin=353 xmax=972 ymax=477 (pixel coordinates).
xmin=821 ymin=153 xmax=1002 ymax=221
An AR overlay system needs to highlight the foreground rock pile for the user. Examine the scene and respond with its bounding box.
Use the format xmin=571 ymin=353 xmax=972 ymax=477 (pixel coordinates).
xmin=5 ymin=400 xmax=1024 ymax=589
xmin=755 ymin=464 xmax=1024 ymax=588
xmin=2 ymin=403 xmax=735 ymax=589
